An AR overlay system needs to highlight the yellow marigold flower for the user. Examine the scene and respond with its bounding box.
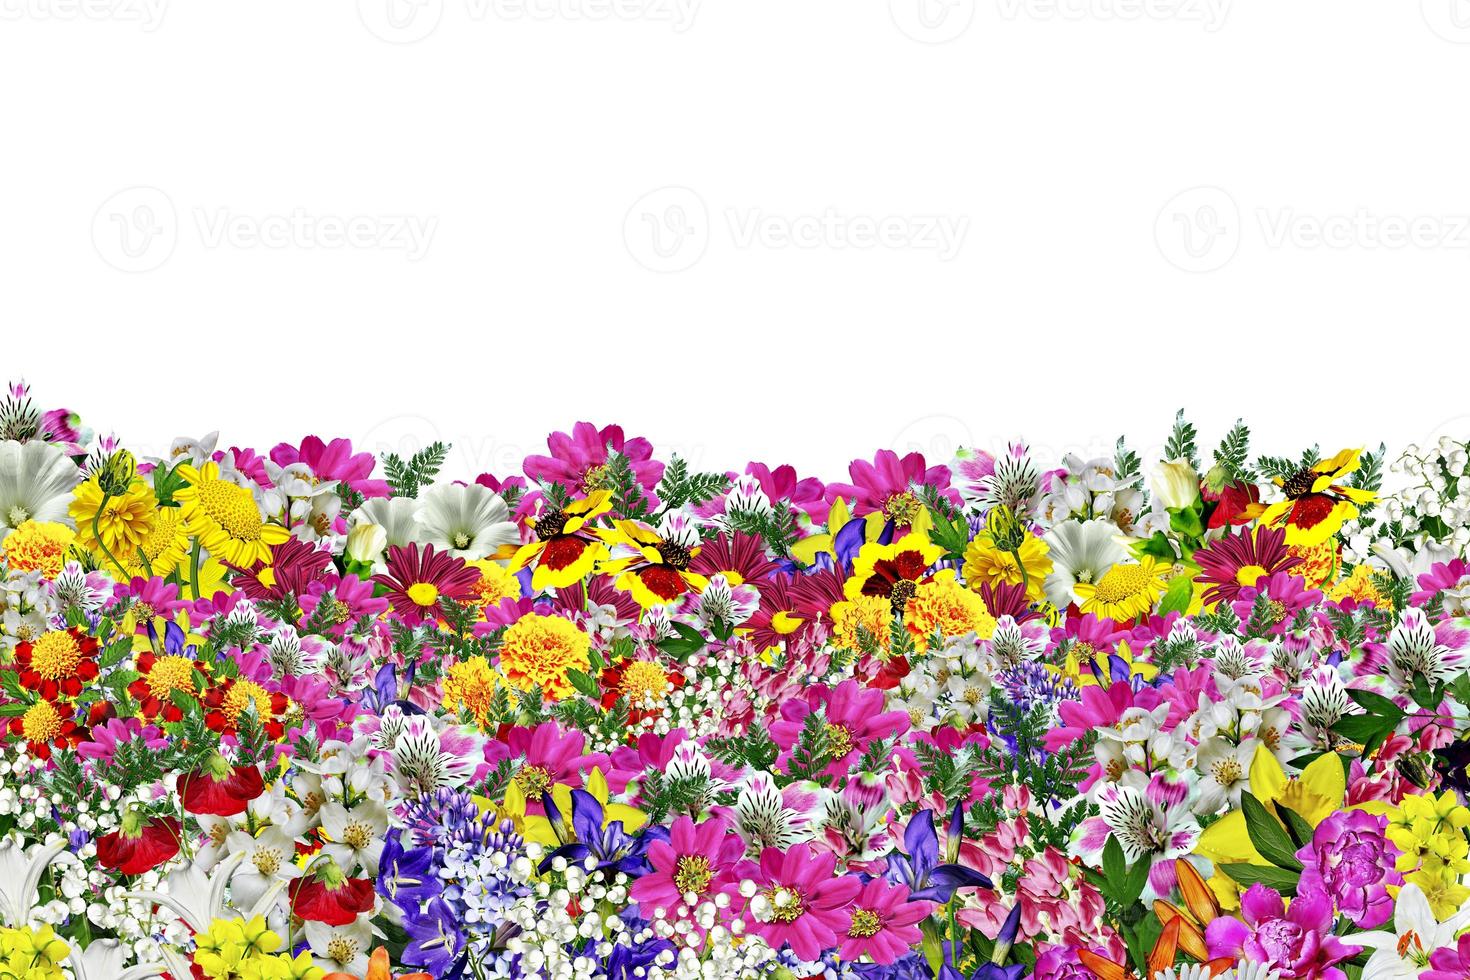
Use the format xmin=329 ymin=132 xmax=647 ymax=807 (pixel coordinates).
xmin=174 ymin=462 xmax=290 ymax=566
xmin=69 ymin=474 xmax=156 ymax=571
xmin=1073 ymin=556 xmax=1166 ymax=622
xmin=962 ymin=531 xmax=1051 ymax=604
xmin=496 ymin=613 xmax=591 ymax=700
xmin=1286 ymin=538 xmax=1338 ymax=589
xmin=903 ymin=577 xmax=996 ymax=649
xmin=467 ymin=558 xmax=522 ymax=610
xmin=830 ymin=594 xmax=894 ymax=656
xmin=443 ymin=656 xmax=500 ymax=727
xmin=1 ymin=520 xmax=74 ymax=577
xmin=1328 ymin=563 xmax=1388 ymax=607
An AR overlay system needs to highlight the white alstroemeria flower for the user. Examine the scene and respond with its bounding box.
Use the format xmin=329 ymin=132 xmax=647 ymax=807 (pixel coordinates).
xmin=415 ymin=482 xmax=517 ymax=560
xmin=1192 ymin=737 xmax=1257 ymax=813
xmin=67 ymin=938 xmax=168 ymax=980
xmin=1349 ymin=884 xmax=1470 ymax=980
xmin=0 ymin=837 xmax=67 ymax=926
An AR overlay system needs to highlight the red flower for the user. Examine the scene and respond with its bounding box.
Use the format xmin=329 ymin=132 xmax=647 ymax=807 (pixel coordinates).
xmin=97 ymin=815 xmax=182 ymax=875
xmin=290 ymin=872 xmax=376 ymax=925
xmin=178 ymin=759 xmax=265 ymax=816
xmin=1205 ymin=481 xmax=1261 ymax=529
xmin=200 ymin=678 xmax=288 ymax=739
xmin=127 ymin=650 xmax=208 ymax=723
xmin=7 ymin=699 xmax=108 ymax=760
xmin=13 ymin=628 xmax=100 ymax=700
xmin=598 ymin=658 xmax=685 ymax=727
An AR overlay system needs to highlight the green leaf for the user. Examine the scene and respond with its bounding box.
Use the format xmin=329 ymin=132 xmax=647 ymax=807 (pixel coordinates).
xmin=1277 ymin=805 xmax=1315 ymax=849
xmin=1240 ymin=791 xmax=1304 ymax=870
xmin=657 ymin=622 xmax=707 ymax=658
xmin=565 ymin=669 xmax=600 ymax=698
xmin=1157 ymin=573 xmax=1195 ymax=616
xmin=1102 ymin=835 xmax=1127 ymax=900
xmin=1346 ymin=688 xmax=1404 ymax=717
xmin=1121 ymin=854 xmax=1152 ymax=907
xmin=1220 ymin=862 xmax=1301 ymax=893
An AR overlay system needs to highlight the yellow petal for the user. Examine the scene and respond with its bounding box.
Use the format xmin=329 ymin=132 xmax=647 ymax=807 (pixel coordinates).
xmin=1248 ymin=743 xmax=1287 ymax=802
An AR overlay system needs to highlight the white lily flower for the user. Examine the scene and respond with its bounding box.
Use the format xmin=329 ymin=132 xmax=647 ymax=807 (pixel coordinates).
xmin=0 ymin=837 xmax=67 ymax=927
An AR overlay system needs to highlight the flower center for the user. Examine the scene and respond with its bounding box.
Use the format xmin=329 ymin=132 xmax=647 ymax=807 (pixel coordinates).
xmin=1264 ymin=600 xmax=1287 ymax=625
xmin=20 ymin=701 xmax=64 ymax=743
xmin=147 ymin=655 xmax=197 ymax=700
xmin=848 ymin=908 xmax=883 ymax=938
xmin=673 ymin=855 xmax=713 ymax=895
xmin=343 ymin=820 xmax=374 ymax=850
xmin=514 ymin=764 xmax=553 ymax=799
xmin=325 ymin=598 xmax=351 ymax=624
xmin=406 ymin=582 xmax=439 ymax=607
xmin=452 ymin=531 xmax=471 ymax=549
xmin=198 ymin=479 xmax=264 ymax=541
xmin=1235 ymin=563 xmax=1268 ymax=587
xmin=253 ymin=848 xmax=282 ymax=876
xmin=1211 ymin=758 xmax=1243 ymax=785
xmin=535 ymin=511 xmax=570 ymax=539
xmin=1092 ymin=564 xmax=1150 ymax=604
xmin=29 ymin=631 xmax=81 ymax=680
xmin=326 ymin=935 xmax=360 ymax=966
xmin=764 ymin=887 xmax=805 ymax=923
xmin=222 ymin=679 xmax=271 ymax=727
xmin=824 ymin=723 xmax=854 ymax=759
xmin=657 ymin=541 xmax=692 ymax=571
xmin=619 ymin=661 xmax=670 ymax=704
xmin=883 ymin=491 xmax=923 ymax=526
xmin=581 ymin=464 xmax=614 ymax=494
xmin=1281 ymin=469 xmax=1315 ymax=499
xmin=6 ymin=505 xmax=30 ymax=526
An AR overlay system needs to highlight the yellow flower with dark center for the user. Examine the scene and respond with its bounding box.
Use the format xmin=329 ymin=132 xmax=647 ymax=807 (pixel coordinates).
xmin=496 ymin=613 xmax=592 ymax=700
xmin=1 ymin=520 xmax=74 ymax=577
xmin=174 ymin=462 xmax=290 ymax=566
xmin=443 ymin=656 xmax=500 ymax=728
xmin=903 ymin=577 xmax=996 ymax=649
xmin=1072 ymin=556 xmax=1166 ymax=621
xmin=69 ymin=475 xmax=157 ymax=572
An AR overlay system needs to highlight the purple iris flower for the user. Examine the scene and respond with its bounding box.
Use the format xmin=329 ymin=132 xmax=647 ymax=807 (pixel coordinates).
xmin=539 ymin=789 xmax=668 ymax=877
xmin=884 ymin=809 xmax=991 ymax=903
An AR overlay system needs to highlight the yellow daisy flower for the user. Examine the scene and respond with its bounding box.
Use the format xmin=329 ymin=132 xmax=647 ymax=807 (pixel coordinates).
xmin=69 ymin=474 xmax=157 ymax=572
xmin=962 ymin=531 xmax=1051 ymax=603
xmin=1072 ymin=556 xmax=1166 ymax=622
xmin=174 ymin=462 xmax=289 ymax=566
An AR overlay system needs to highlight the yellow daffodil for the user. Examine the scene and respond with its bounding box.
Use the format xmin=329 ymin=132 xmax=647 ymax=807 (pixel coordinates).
xmin=483 ymin=767 xmax=646 ymax=847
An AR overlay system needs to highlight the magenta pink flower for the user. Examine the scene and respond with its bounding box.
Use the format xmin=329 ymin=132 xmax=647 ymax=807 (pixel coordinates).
xmin=484 ymin=721 xmax=608 ymax=812
xmin=523 ymin=422 xmax=664 ymax=503
xmin=823 ymin=449 xmax=958 ymax=521
xmin=372 ymin=543 xmax=480 ymax=626
xmin=741 ymin=844 xmax=861 ymax=962
xmin=630 ymin=815 xmax=748 ymax=918
xmin=769 ymin=679 xmax=910 ymax=780
xmin=77 ymin=718 xmax=166 ymax=763
xmin=270 ymin=435 xmax=390 ymax=498
xmin=836 ymin=877 xmax=931 ymax=965
xmin=1205 ymin=884 xmax=1360 ymax=980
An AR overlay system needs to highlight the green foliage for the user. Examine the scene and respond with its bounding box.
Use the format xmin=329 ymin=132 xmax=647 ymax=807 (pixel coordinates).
xmin=383 ymin=441 xmax=450 ymax=498
xmin=783 ymin=710 xmax=836 ymax=785
xmin=706 ymin=723 xmax=780 ymax=773
xmin=722 ymin=500 xmax=800 ymax=557
xmin=1164 ymin=409 xmax=1200 ymax=469
xmin=1213 ymin=419 xmax=1253 ymax=482
xmin=1114 ymin=436 xmax=1142 ymax=485
xmin=602 ymin=451 xmax=652 ymax=522
xmin=657 ymin=456 xmax=730 ymax=513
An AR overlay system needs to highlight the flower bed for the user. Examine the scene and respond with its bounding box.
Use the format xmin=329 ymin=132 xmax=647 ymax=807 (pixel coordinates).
xmin=0 ymin=384 xmax=1467 ymax=980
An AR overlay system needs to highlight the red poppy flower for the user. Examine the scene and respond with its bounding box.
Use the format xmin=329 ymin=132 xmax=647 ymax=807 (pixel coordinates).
xmin=13 ymin=628 xmax=100 ymax=700
xmin=290 ymin=872 xmax=377 ymax=925
xmin=178 ymin=758 xmax=265 ymax=816
xmin=97 ymin=815 xmax=182 ymax=875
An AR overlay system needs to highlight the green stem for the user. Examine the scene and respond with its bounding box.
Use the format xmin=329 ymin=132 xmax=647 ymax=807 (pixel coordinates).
xmin=188 ymin=537 xmax=203 ymax=600
xmin=91 ymin=491 xmax=130 ymax=578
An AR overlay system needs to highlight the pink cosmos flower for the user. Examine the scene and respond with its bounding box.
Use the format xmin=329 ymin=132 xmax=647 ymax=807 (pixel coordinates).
xmin=298 ymin=572 xmax=390 ymax=638
xmin=741 ymin=844 xmax=861 ymax=962
xmin=523 ymin=422 xmax=663 ymax=503
xmin=836 ymin=878 xmax=932 ymax=965
xmin=630 ymin=815 xmax=749 ymax=922
xmin=823 ymin=449 xmax=958 ymax=521
xmin=484 ymin=722 xmax=609 ymax=812
xmin=77 ymin=717 xmax=167 ymax=763
xmin=769 ymin=679 xmax=910 ymax=780
xmin=270 ymin=436 xmax=390 ymax=499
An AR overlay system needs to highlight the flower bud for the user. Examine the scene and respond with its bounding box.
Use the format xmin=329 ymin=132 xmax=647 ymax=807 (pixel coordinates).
xmin=1152 ymin=458 xmax=1200 ymax=510
xmin=97 ymin=450 xmax=137 ymax=496
xmin=345 ymin=522 xmax=387 ymax=564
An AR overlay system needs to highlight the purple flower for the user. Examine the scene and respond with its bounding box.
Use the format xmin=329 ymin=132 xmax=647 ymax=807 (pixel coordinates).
xmin=1425 ymin=934 xmax=1470 ymax=980
xmin=1295 ymin=809 xmax=1402 ymax=928
xmin=1205 ymin=884 xmax=1360 ymax=980
xmin=77 ymin=718 xmax=167 ymax=763
xmin=883 ymin=809 xmax=991 ymax=903
xmin=523 ymin=422 xmax=663 ymax=503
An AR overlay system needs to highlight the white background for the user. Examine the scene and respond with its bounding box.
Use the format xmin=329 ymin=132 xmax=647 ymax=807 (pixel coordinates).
xmin=5 ymin=0 xmax=1470 ymax=485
